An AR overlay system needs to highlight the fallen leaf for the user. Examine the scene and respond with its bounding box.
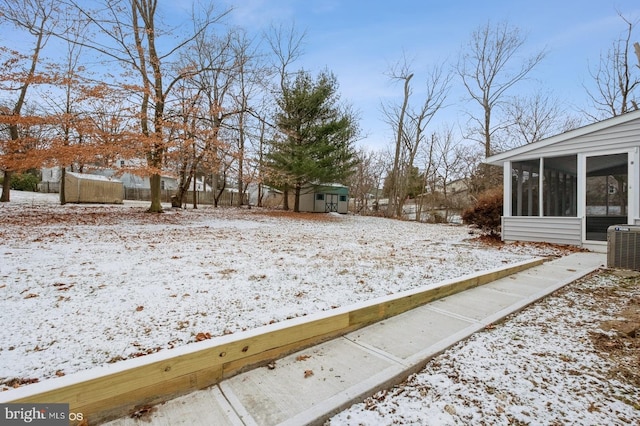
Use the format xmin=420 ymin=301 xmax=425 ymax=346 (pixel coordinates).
xmin=267 ymin=362 xmax=276 ymax=370
xmin=195 ymin=332 xmax=211 ymax=341
xmin=304 ymin=369 xmax=314 ymax=378
xmin=55 ymin=370 xmax=65 ymax=377
xmin=23 ymin=293 xmax=38 ymax=299
xmin=136 ymin=306 xmax=144 ymax=312
xmin=296 ymin=355 xmax=311 ymax=361
xmin=130 ymin=405 xmax=156 ymax=419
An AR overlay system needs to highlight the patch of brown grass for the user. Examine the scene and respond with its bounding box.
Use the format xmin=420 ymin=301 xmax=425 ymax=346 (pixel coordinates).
xmin=251 ymin=209 xmax=343 ymax=222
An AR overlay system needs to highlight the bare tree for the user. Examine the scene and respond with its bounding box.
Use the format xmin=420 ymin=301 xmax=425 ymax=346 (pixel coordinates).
xmin=65 ymin=0 xmax=230 ymax=212
xmin=348 ymin=148 xmax=387 ymax=214
xmin=457 ymin=20 xmax=546 ymax=158
xmin=384 ymin=59 xmax=412 ymax=218
xmin=38 ymin=8 xmax=93 ymax=205
xmin=503 ymin=91 xmax=582 ymax=148
xmin=168 ymin=29 xmax=237 ymax=208
xmin=0 ymin=0 xmax=58 ymax=202
xmin=230 ymin=29 xmax=265 ymax=206
xmin=415 ymin=126 xmax=466 ymax=223
xmin=584 ymin=13 xmax=639 ymax=120
xmin=434 ymin=127 xmax=466 ymax=221
xmin=383 ymin=57 xmax=450 ymax=218
xmin=264 ymin=22 xmax=306 ymax=210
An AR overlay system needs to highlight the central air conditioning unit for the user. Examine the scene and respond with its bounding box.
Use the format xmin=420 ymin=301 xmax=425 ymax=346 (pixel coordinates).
xmin=607 ymin=225 xmax=640 ymax=270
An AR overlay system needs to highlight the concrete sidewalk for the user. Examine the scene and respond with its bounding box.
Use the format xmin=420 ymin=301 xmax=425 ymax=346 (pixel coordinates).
xmin=104 ymin=252 xmax=605 ymax=426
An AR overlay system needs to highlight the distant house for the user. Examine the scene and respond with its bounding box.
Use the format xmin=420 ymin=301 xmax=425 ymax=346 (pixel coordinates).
xmin=40 ymin=163 xmax=178 ymax=193
xmin=39 ymin=167 xmax=62 ymax=193
xmin=88 ymin=166 xmax=178 ymax=191
xmin=485 ymin=109 xmax=640 ymax=250
xmin=298 ymin=183 xmax=349 ymax=214
xmin=64 ymin=172 xmax=123 ymax=204
xmin=247 ymin=184 xmax=283 ymax=207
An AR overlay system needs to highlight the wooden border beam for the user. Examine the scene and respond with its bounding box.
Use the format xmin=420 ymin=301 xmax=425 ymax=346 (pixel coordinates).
xmin=0 ymin=257 xmax=545 ymax=424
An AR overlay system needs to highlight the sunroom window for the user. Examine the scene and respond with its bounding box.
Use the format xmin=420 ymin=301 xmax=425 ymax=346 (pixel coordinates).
xmin=542 ymin=155 xmax=577 ymax=217
xmin=511 ymin=160 xmax=539 ymax=216
xmin=511 ymin=156 xmax=578 ymax=217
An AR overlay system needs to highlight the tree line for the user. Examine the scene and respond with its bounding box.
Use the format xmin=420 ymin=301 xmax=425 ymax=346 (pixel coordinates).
xmin=1 ymin=1 xmax=638 ymax=218
xmin=0 ymin=0 xmax=358 ymax=212
xmin=353 ymin=13 xmax=639 ymax=219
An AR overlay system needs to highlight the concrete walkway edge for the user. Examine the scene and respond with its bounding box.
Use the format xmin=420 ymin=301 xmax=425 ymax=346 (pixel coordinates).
xmin=264 ymin=253 xmax=605 ymax=426
xmin=108 ymin=253 xmax=604 ymax=426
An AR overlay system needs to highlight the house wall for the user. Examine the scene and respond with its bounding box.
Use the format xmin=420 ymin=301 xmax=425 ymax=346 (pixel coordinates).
xmin=499 ymin=117 xmax=640 ymax=161
xmin=502 ymin=217 xmax=583 ymax=246
xmin=498 ymin=114 xmax=640 ymax=246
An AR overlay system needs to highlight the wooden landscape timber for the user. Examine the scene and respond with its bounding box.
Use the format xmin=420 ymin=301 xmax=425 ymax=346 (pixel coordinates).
xmin=0 ymin=257 xmax=546 ymax=424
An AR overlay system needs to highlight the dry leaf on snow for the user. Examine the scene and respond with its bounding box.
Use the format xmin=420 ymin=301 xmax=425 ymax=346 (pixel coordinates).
xmin=195 ymin=332 xmax=211 ymax=341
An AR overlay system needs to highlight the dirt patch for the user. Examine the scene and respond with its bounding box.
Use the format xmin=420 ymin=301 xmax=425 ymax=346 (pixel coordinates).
xmin=589 ymin=270 xmax=640 ymax=393
xmin=470 ymin=234 xmax=591 ymax=256
xmin=0 ymin=205 xmax=187 ymax=227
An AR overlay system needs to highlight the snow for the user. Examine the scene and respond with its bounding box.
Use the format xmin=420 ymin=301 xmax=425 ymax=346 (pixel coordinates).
xmin=0 ymin=191 xmax=576 ymax=389
xmin=328 ymin=272 xmax=640 ymax=425
xmin=66 ymin=171 xmax=122 ymax=182
xmin=3 ymin=191 xmax=638 ymax=424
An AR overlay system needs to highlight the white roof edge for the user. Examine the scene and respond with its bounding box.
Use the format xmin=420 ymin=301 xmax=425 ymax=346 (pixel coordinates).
xmin=484 ymin=109 xmax=640 ymax=165
xmin=67 ymin=171 xmax=122 ymax=183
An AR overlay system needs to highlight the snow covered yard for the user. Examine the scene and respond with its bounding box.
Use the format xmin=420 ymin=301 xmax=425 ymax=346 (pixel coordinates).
xmin=329 ymin=271 xmax=640 ymax=425
xmin=1 ymin=191 xmax=575 ymax=390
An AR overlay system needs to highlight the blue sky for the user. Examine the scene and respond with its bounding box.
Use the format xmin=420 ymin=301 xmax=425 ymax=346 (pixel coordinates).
xmin=211 ymin=0 xmax=640 ymax=152
xmin=4 ymin=1 xmax=638 ymax=153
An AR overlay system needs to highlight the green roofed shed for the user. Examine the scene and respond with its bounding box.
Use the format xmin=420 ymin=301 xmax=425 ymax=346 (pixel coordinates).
xmin=299 ymin=183 xmax=349 ymax=214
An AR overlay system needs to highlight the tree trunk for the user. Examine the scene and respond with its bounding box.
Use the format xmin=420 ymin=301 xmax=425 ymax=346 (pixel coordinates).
xmin=237 ymin=117 xmax=245 ymax=206
xmin=59 ymin=167 xmax=66 ymax=205
xmin=293 ymin=183 xmax=301 ymax=212
xmin=389 ymin=73 xmax=413 ymax=218
xmin=148 ymin=173 xmax=163 ymax=212
xmin=283 ymin=184 xmax=289 ymax=211
xmin=212 ymin=173 xmax=218 ymax=207
xmin=192 ymin=171 xmax=197 ymax=209
xmin=0 ymin=171 xmax=11 ymax=202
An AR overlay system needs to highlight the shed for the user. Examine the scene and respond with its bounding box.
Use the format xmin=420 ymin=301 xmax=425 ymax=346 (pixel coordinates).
xmin=298 ymin=183 xmax=349 ymax=214
xmin=485 ymin=109 xmax=640 ymax=251
xmin=64 ymin=172 xmax=124 ymax=204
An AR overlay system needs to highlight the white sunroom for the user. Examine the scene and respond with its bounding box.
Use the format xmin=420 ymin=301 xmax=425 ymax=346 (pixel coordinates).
xmin=485 ymin=109 xmax=640 ymax=251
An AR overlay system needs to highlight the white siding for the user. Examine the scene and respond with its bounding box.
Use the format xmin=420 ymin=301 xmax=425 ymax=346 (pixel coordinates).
xmin=299 ymin=191 xmax=315 ymax=212
xmin=502 ymin=217 xmax=582 ymax=246
xmin=486 ymin=110 xmax=640 ymax=165
xmin=496 ymin=117 xmax=640 ymax=162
